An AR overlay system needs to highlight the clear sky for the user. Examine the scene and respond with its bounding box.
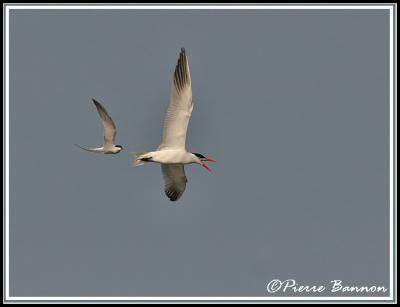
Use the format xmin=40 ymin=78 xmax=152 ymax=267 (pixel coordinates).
xmin=9 ymin=8 xmax=390 ymax=297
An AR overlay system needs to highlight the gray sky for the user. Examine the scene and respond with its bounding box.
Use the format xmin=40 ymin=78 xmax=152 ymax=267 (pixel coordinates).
xmin=9 ymin=9 xmax=390 ymax=297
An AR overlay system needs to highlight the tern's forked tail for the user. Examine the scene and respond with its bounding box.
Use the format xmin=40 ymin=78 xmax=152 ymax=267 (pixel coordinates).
xmin=132 ymin=151 xmax=151 ymax=166
xmin=74 ymin=144 xmax=103 ymax=153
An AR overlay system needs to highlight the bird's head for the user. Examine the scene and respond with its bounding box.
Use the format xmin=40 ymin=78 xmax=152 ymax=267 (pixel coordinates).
xmin=116 ymin=145 xmax=124 ymax=152
xmin=191 ymin=152 xmax=216 ymax=173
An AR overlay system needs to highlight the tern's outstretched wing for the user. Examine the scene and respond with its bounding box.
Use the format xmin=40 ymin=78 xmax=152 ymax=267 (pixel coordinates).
xmin=92 ymin=98 xmax=117 ymax=148
xmin=158 ymin=48 xmax=193 ymax=150
xmin=161 ymin=164 xmax=187 ymax=201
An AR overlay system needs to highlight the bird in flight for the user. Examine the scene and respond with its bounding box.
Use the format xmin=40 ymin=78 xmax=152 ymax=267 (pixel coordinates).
xmin=75 ymin=98 xmax=123 ymax=154
xmin=133 ymin=48 xmax=216 ymax=201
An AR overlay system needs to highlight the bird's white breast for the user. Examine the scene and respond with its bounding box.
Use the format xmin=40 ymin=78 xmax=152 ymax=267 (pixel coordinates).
xmin=150 ymin=149 xmax=194 ymax=164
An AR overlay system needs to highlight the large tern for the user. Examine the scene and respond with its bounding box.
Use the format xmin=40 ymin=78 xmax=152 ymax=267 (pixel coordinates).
xmin=133 ymin=48 xmax=216 ymax=201
xmin=75 ymin=98 xmax=123 ymax=154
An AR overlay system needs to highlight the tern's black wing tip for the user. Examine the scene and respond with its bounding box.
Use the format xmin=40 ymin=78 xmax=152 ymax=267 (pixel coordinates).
xmin=165 ymin=189 xmax=181 ymax=202
xmin=91 ymin=98 xmax=100 ymax=105
xmin=173 ymin=48 xmax=190 ymax=93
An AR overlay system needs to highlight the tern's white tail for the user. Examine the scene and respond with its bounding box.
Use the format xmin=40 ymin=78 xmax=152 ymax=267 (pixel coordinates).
xmin=132 ymin=151 xmax=151 ymax=166
xmin=74 ymin=144 xmax=104 ymax=153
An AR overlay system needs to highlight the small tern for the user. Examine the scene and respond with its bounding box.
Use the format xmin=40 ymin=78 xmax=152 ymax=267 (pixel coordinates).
xmin=75 ymin=98 xmax=123 ymax=154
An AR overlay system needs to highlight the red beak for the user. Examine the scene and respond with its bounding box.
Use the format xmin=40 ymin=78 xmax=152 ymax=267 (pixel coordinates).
xmin=201 ymin=162 xmax=213 ymax=173
xmin=204 ymin=157 xmax=217 ymax=163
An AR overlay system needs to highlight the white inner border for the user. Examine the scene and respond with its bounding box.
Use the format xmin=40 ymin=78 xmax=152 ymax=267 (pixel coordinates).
xmin=4 ymin=4 xmax=395 ymax=302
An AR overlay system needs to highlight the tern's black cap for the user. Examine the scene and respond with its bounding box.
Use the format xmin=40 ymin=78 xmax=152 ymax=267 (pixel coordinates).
xmin=193 ymin=153 xmax=205 ymax=159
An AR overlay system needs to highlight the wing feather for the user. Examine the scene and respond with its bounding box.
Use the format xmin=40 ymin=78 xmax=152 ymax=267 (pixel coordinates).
xmin=92 ymin=98 xmax=117 ymax=148
xmin=161 ymin=164 xmax=187 ymax=201
xmin=159 ymin=48 xmax=193 ymax=150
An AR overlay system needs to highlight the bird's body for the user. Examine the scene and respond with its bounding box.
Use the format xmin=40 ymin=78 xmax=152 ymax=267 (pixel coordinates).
xmin=104 ymin=146 xmax=123 ymax=154
xmin=135 ymin=149 xmax=198 ymax=165
xmin=75 ymin=99 xmax=123 ymax=154
xmin=133 ymin=48 xmax=215 ymax=201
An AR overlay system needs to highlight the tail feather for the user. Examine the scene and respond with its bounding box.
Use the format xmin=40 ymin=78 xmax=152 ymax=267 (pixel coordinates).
xmin=74 ymin=144 xmax=103 ymax=153
xmin=132 ymin=151 xmax=150 ymax=166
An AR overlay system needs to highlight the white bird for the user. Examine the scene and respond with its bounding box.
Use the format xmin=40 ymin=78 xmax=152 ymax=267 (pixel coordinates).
xmin=133 ymin=48 xmax=215 ymax=201
xmin=75 ymin=98 xmax=123 ymax=154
